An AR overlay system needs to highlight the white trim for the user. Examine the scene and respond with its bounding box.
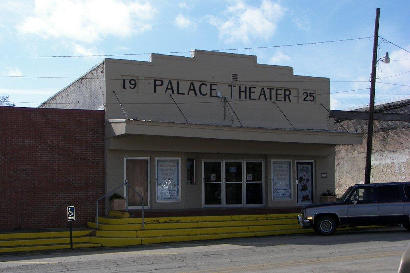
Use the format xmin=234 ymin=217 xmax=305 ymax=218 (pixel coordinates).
xmin=124 ymin=157 xmax=150 ymax=209
xmin=271 ymin=159 xmax=293 ymax=201
xmin=295 ymin=160 xmax=315 ymax=205
xmin=155 ymin=157 xmax=182 ymax=203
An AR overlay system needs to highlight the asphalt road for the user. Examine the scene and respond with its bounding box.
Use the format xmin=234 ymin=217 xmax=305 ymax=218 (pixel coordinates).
xmin=1 ymin=228 xmax=409 ymax=273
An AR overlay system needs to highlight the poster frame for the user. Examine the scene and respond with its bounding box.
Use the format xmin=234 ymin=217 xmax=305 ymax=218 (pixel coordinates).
xmin=271 ymin=159 xmax=293 ymax=201
xmin=155 ymin=157 xmax=181 ymax=203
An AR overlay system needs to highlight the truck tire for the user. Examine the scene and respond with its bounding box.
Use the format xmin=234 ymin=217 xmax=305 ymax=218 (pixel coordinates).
xmin=314 ymin=215 xmax=337 ymax=235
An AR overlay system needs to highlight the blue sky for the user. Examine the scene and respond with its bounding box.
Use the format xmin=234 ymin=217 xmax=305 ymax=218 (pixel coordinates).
xmin=0 ymin=0 xmax=409 ymax=109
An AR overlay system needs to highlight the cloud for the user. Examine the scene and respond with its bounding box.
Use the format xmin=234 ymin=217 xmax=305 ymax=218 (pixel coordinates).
xmin=208 ymin=0 xmax=285 ymax=43
xmin=269 ymin=51 xmax=291 ymax=65
xmin=6 ymin=67 xmax=23 ymax=77
xmin=178 ymin=2 xmax=189 ymax=9
xmin=175 ymin=14 xmax=195 ymax=29
xmin=17 ymin=0 xmax=156 ymax=43
xmin=72 ymin=43 xmax=98 ymax=56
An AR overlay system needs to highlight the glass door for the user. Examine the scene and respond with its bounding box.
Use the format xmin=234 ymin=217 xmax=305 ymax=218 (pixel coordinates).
xmin=125 ymin=158 xmax=150 ymax=208
xmin=225 ymin=161 xmax=243 ymax=205
xmin=203 ymin=161 xmax=222 ymax=205
xmin=245 ymin=161 xmax=263 ymax=205
xmin=296 ymin=161 xmax=314 ymax=205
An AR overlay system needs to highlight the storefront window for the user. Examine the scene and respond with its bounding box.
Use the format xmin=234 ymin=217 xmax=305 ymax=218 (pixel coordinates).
xmin=205 ymin=183 xmax=221 ymax=205
xmin=245 ymin=161 xmax=263 ymax=204
xmin=204 ymin=161 xmax=222 ymax=205
xmin=225 ymin=161 xmax=243 ymax=205
xmin=204 ymin=162 xmax=221 ymax=182
xmin=225 ymin=162 xmax=242 ymax=182
xmin=246 ymin=162 xmax=262 ymax=182
xmin=246 ymin=183 xmax=263 ymax=204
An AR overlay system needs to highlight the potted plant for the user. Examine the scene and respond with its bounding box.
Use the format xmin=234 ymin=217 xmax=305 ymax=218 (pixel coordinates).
xmin=320 ymin=190 xmax=337 ymax=203
xmin=110 ymin=193 xmax=126 ymax=211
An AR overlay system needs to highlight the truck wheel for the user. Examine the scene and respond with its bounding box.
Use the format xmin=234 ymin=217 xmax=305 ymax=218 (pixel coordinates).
xmin=315 ymin=216 xmax=337 ymax=235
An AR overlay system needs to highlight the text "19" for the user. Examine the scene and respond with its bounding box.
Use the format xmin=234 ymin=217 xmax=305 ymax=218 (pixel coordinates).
xmin=122 ymin=79 xmax=137 ymax=89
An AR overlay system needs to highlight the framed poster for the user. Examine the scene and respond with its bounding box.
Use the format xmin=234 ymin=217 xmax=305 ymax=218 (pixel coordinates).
xmin=271 ymin=160 xmax=292 ymax=200
xmin=296 ymin=161 xmax=314 ymax=204
xmin=156 ymin=158 xmax=181 ymax=202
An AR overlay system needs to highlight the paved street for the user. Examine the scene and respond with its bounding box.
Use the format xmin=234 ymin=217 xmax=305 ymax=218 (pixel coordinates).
xmin=1 ymin=229 xmax=409 ymax=273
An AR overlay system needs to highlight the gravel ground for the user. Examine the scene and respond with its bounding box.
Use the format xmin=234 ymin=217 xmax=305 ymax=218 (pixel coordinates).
xmin=0 ymin=228 xmax=409 ymax=273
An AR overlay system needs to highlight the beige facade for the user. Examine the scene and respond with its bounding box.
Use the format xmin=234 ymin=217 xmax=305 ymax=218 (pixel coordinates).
xmin=102 ymin=51 xmax=360 ymax=210
xmin=42 ymin=50 xmax=361 ymax=210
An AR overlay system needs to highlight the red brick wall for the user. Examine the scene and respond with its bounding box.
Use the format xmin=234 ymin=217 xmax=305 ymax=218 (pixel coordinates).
xmin=0 ymin=107 xmax=105 ymax=230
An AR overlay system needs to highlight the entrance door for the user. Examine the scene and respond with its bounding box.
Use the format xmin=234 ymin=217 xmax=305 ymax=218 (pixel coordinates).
xmin=296 ymin=161 xmax=314 ymax=205
xmin=125 ymin=158 xmax=149 ymax=208
xmin=203 ymin=161 xmax=222 ymax=206
xmin=203 ymin=160 xmax=264 ymax=207
xmin=225 ymin=161 xmax=243 ymax=205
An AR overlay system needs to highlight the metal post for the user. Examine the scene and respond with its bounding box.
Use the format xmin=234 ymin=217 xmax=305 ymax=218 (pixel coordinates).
xmin=96 ymin=201 xmax=99 ymax=228
xmin=141 ymin=195 xmax=145 ymax=230
xmin=364 ymin=8 xmax=380 ymax=184
xmin=69 ymin=221 xmax=73 ymax=250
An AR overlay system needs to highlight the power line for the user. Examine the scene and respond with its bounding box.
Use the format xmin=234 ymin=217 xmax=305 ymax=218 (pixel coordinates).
xmin=377 ymin=70 xmax=410 ymax=79
xmin=380 ymin=36 xmax=410 ymax=54
xmin=38 ymin=36 xmax=373 ymax=58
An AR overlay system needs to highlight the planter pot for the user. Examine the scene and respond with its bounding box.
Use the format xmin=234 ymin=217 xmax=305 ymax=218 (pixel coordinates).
xmin=320 ymin=196 xmax=337 ymax=203
xmin=110 ymin=199 xmax=126 ymax=211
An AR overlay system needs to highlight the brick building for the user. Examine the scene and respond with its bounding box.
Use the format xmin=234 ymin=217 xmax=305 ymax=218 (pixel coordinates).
xmin=0 ymin=107 xmax=104 ymax=230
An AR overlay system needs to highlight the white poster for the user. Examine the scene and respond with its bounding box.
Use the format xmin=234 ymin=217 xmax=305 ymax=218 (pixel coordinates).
xmin=297 ymin=162 xmax=313 ymax=204
xmin=156 ymin=159 xmax=180 ymax=201
xmin=272 ymin=161 xmax=292 ymax=200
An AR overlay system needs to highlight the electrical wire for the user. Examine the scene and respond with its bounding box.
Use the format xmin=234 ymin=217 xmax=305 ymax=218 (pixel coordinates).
xmin=37 ymin=36 xmax=373 ymax=58
xmin=380 ymin=36 xmax=410 ymax=55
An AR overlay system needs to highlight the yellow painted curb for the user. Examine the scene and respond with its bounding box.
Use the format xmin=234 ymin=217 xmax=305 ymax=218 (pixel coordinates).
xmin=91 ymin=237 xmax=141 ymax=247
xmin=0 ymin=230 xmax=93 ymax=240
xmin=136 ymin=224 xmax=300 ymax=238
xmin=0 ymin=243 xmax=101 ymax=254
xmin=96 ymin=231 xmax=137 ymax=238
xmin=100 ymin=213 xmax=299 ymax=225
xmin=0 ymin=237 xmax=91 ymax=247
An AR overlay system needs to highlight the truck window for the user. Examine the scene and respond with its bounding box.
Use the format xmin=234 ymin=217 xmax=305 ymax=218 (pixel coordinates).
xmin=377 ymin=185 xmax=404 ymax=203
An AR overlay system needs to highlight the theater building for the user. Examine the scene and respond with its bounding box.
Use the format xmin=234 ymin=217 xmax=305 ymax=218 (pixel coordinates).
xmin=41 ymin=50 xmax=361 ymax=211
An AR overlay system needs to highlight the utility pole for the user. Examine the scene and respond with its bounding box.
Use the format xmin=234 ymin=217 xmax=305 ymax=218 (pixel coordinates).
xmin=364 ymin=8 xmax=380 ymax=184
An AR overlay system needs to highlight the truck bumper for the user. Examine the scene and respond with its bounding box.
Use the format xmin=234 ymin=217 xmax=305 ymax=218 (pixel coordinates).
xmin=298 ymin=214 xmax=313 ymax=228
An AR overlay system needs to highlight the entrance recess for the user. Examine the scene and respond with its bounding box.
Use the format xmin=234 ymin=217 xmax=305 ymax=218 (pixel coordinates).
xmin=296 ymin=161 xmax=314 ymax=205
xmin=203 ymin=160 xmax=264 ymax=207
xmin=125 ymin=158 xmax=150 ymax=208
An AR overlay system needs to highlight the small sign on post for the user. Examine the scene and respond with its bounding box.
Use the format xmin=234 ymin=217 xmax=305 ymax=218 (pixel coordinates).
xmin=67 ymin=206 xmax=75 ymax=249
xmin=67 ymin=206 xmax=75 ymax=221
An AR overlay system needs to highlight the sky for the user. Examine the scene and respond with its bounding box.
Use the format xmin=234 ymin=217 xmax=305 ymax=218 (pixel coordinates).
xmin=0 ymin=0 xmax=409 ymax=110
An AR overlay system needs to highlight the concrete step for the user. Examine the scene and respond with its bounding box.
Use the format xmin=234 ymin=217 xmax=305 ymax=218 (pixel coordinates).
xmin=95 ymin=223 xmax=301 ymax=238
xmin=89 ymin=218 xmax=298 ymax=231
xmin=95 ymin=213 xmax=298 ymax=225
xmin=0 ymin=230 xmax=99 ymax=254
